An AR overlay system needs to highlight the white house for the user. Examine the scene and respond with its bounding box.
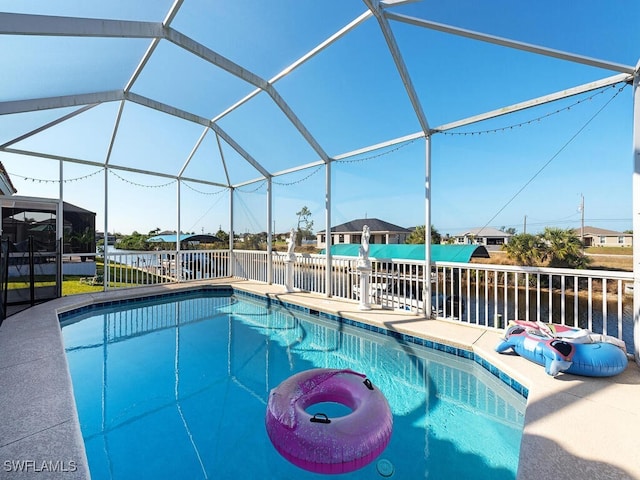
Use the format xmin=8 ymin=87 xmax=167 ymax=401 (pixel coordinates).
xmin=573 ymin=226 xmax=632 ymax=247
xmin=451 ymin=227 xmax=512 ymax=249
xmin=316 ymin=218 xmax=411 ymax=249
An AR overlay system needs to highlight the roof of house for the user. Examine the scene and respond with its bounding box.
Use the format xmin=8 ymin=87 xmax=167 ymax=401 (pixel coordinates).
xmin=63 ymin=201 xmax=95 ymax=215
xmin=453 ymin=227 xmax=512 ymax=237
xmin=0 ymin=199 xmax=95 ymax=218
xmin=318 ymin=218 xmax=410 ymax=234
xmin=573 ymin=226 xmax=631 ymax=236
xmin=322 ymin=244 xmax=490 ymax=262
xmin=0 ymin=161 xmax=17 ymax=195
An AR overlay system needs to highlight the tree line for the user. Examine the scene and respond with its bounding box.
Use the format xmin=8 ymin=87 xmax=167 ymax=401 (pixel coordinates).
xmin=111 ymin=205 xmax=591 ymax=269
xmin=502 ymin=227 xmax=588 ymax=268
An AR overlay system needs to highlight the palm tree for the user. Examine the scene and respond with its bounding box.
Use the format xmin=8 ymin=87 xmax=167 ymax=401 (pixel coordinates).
xmin=502 ymin=233 xmax=546 ymax=266
xmin=406 ymin=225 xmax=442 ymax=244
xmin=541 ymin=227 xmax=589 ymax=268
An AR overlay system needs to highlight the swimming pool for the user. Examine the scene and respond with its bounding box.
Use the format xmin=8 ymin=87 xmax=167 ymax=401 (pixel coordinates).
xmin=60 ymin=288 xmax=526 ymax=479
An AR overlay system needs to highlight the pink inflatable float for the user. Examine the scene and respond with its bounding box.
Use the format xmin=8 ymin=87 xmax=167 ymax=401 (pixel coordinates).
xmin=265 ymin=368 xmax=393 ymax=474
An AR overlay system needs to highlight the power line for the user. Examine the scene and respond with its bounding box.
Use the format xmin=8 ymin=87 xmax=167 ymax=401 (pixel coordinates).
xmin=471 ymin=83 xmax=628 ymax=237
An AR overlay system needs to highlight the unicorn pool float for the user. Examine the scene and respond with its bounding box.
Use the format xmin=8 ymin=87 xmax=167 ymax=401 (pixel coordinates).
xmin=496 ymin=320 xmax=628 ymax=377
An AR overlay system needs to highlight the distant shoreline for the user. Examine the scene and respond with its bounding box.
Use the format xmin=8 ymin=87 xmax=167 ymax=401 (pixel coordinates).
xmin=478 ymin=248 xmax=633 ymax=272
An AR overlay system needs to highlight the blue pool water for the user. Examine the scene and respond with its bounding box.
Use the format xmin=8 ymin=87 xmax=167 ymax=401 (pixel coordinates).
xmin=60 ymin=289 xmax=526 ymax=480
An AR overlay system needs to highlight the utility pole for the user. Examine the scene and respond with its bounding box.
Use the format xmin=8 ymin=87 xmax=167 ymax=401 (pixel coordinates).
xmin=579 ymin=194 xmax=585 ymax=243
xmin=523 ymin=215 xmax=527 ymax=234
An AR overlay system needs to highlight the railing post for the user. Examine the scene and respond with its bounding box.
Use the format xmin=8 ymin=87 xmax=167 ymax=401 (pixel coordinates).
xmin=357 ymin=263 xmax=372 ymax=310
xmin=284 ymin=253 xmax=295 ymax=293
xmin=632 ymin=69 xmax=640 ymax=365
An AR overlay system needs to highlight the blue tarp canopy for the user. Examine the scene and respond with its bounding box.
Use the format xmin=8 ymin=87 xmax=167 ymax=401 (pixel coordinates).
xmin=147 ymin=234 xmax=219 ymax=243
xmin=322 ymin=244 xmax=490 ymax=262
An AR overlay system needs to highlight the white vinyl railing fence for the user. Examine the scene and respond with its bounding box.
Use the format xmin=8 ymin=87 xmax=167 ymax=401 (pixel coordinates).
xmin=98 ymin=249 xmax=634 ymax=353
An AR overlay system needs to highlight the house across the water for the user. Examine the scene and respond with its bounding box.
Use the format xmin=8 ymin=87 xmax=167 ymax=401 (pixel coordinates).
xmin=572 ymin=226 xmax=632 ymax=248
xmin=316 ymin=218 xmax=411 ymax=249
xmin=450 ymin=227 xmax=512 ymax=250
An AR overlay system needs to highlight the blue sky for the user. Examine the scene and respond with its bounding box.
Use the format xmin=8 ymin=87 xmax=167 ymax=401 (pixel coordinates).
xmin=0 ymin=0 xmax=638 ymax=237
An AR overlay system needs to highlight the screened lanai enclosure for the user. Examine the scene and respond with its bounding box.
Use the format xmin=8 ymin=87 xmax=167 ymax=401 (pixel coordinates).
xmin=0 ymin=1 xmax=639 ymax=361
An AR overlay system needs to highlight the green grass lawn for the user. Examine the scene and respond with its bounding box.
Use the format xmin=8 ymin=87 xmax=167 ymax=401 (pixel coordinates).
xmin=585 ymin=246 xmax=632 ymax=255
xmin=5 ymin=276 xmax=102 ymax=296
xmin=7 ymin=258 xmax=165 ymax=297
xmin=62 ymin=277 xmax=104 ymax=295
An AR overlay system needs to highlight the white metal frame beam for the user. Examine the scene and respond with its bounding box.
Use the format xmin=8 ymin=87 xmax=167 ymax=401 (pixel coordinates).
xmin=380 ymin=0 xmax=422 ymax=7
xmin=363 ymin=0 xmax=430 ymax=134
xmin=5 ymin=9 xmax=629 ymax=185
xmin=0 ymin=88 xmax=271 ymax=183
xmin=4 ymin=69 xmax=626 ymax=189
xmin=386 ymin=11 xmax=636 ymax=74
xmin=232 ymin=67 xmax=627 ymax=186
xmin=178 ymin=129 xmax=209 ymax=179
xmin=0 ymin=90 xmax=122 ymax=115
xmin=1 ymin=12 xmax=331 ymax=168
xmin=0 ymin=103 xmax=98 ymax=149
xmin=195 ymin=10 xmax=374 ymax=186
xmin=125 ymin=92 xmax=210 ymax=127
xmin=121 ymin=0 xmax=181 ymax=101
xmin=216 ymin=133 xmax=232 ymax=187
xmin=333 ymin=131 xmax=425 ymax=161
xmin=2 ymin=10 xmax=635 ymax=172
xmin=208 ymin=125 xmax=270 ymax=180
xmin=432 ymin=72 xmax=633 ymax=133
xmin=364 ymin=1 xmax=432 ymax=304
xmin=632 ymin=67 xmax=640 ymax=365
xmin=423 ymin=136 xmax=432 ymax=317
xmin=211 ymin=10 xmax=372 ymax=130
xmin=104 ymin=100 xmax=126 ymax=167
xmin=0 ymin=12 xmax=162 ymax=38
xmin=164 ymin=28 xmax=330 ymax=163
xmin=0 ymin=147 xmax=229 ymax=189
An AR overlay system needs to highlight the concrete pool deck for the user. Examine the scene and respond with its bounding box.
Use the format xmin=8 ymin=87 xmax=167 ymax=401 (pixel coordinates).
xmin=1 ymin=279 xmax=639 ymax=479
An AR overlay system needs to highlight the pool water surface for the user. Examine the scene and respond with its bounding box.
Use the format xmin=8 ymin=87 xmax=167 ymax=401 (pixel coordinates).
xmin=60 ymin=290 xmax=526 ymax=479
